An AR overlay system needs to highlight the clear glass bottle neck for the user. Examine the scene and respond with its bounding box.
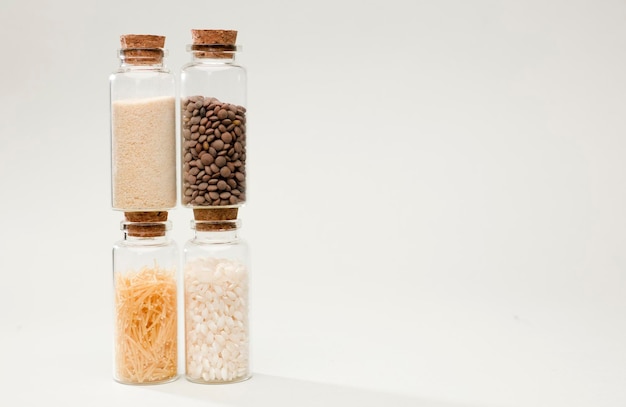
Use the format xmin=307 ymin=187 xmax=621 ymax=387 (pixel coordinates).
xmin=189 ymin=51 xmax=237 ymax=64
xmin=118 ymin=61 xmax=166 ymax=70
xmin=122 ymin=234 xmax=170 ymax=245
xmin=193 ymin=228 xmax=239 ymax=243
xmin=192 ymin=56 xmax=237 ymax=64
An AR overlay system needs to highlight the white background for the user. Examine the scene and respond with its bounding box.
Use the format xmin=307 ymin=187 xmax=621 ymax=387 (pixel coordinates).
xmin=0 ymin=0 xmax=625 ymax=406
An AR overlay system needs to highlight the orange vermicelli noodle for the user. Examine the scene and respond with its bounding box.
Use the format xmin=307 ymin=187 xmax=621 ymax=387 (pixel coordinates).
xmin=114 ymin=265 xmax=177 ymax=383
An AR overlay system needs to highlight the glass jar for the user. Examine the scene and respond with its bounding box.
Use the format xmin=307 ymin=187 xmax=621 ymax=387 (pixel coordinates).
xmin=110 ymin=34 xmax=177 ymax=212
xmin=183 ymin=218 xmax=251 ymax=384
xmin=180 ymin=29 xmax=247 ymax=209
xmin=112 ymin=218 xmax=179 ymax=384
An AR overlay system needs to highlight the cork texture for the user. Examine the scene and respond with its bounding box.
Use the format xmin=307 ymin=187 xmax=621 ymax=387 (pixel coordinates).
xmin=124 ymin=211 xmax=168 ymax=237
xmin=120 ymin=34 xmax=165 ymax=65
xmin=190 ymin=29 xmax=237 ymax=59
xmin=191 ymin=30 xmax=237 ymax=45
xmin=125 ymin=211 xmax=168 ymax=222
xmin=193 ymin=207 xmax=238 ymax=231
xmin=121 ymin=34 xmax=165 ymax=49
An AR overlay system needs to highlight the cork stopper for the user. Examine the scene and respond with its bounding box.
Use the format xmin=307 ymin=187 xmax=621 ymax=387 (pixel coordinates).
xmin=190 ymin=29 xmax=238 ymax=59
xmin=193 ymin=207 xmax=238 ymax=231
xmin=124 ymin=211 xmax=169 ymax=237
xmin=120 ymin=34 xmax=166 ymax=65
xmin=191 ymin=29 xmax=237 ymax=45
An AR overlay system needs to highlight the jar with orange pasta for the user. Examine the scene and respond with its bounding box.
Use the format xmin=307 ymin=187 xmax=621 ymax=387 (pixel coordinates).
xmin=112 ymin=214 xmax=179 ymax=385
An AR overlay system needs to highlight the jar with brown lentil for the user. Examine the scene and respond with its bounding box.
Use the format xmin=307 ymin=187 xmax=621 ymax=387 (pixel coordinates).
xmin=180 ymin=29 xmax=247 ymax=208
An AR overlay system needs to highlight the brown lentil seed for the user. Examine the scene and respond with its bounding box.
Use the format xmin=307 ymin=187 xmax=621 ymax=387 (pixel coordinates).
xmin=212 ymin=139 xmax=224 ymax=150
xmin=221 ymin=132 xmax=233 ymax=143
xmin=200 ymin=154 xmax=214 ymax=166
xmin=220 ymin=167 xmax=231 ymax=177
xmin=215 ymin=156 xmax=227 ymax=167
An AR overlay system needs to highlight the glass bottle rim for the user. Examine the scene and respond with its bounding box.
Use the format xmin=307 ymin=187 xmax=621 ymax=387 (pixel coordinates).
xmin=117 ymin=48 xmax=168 ymax=61
xmin=186 ymin=44 xmax=242 ymax=53
xmin=120 ymin=220 xmax=172 ymax=231
xmin=191 ymin=218 xmax=241 ymax=231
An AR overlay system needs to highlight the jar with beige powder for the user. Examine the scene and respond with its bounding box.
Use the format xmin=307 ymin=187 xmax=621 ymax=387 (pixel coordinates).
xmin=110 ymin=34 xmax=177 ymax=211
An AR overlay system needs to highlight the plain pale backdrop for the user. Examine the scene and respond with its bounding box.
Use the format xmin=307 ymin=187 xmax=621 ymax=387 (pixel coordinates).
xmin=0 ymin=1 xmax=625 ymax=406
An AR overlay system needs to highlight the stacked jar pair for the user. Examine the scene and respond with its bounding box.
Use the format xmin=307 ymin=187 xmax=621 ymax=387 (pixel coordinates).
xmin=180 ymin=29 xmax=249 ymax=385
xmin=109 ymin=30 xmax=249 ymax=385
